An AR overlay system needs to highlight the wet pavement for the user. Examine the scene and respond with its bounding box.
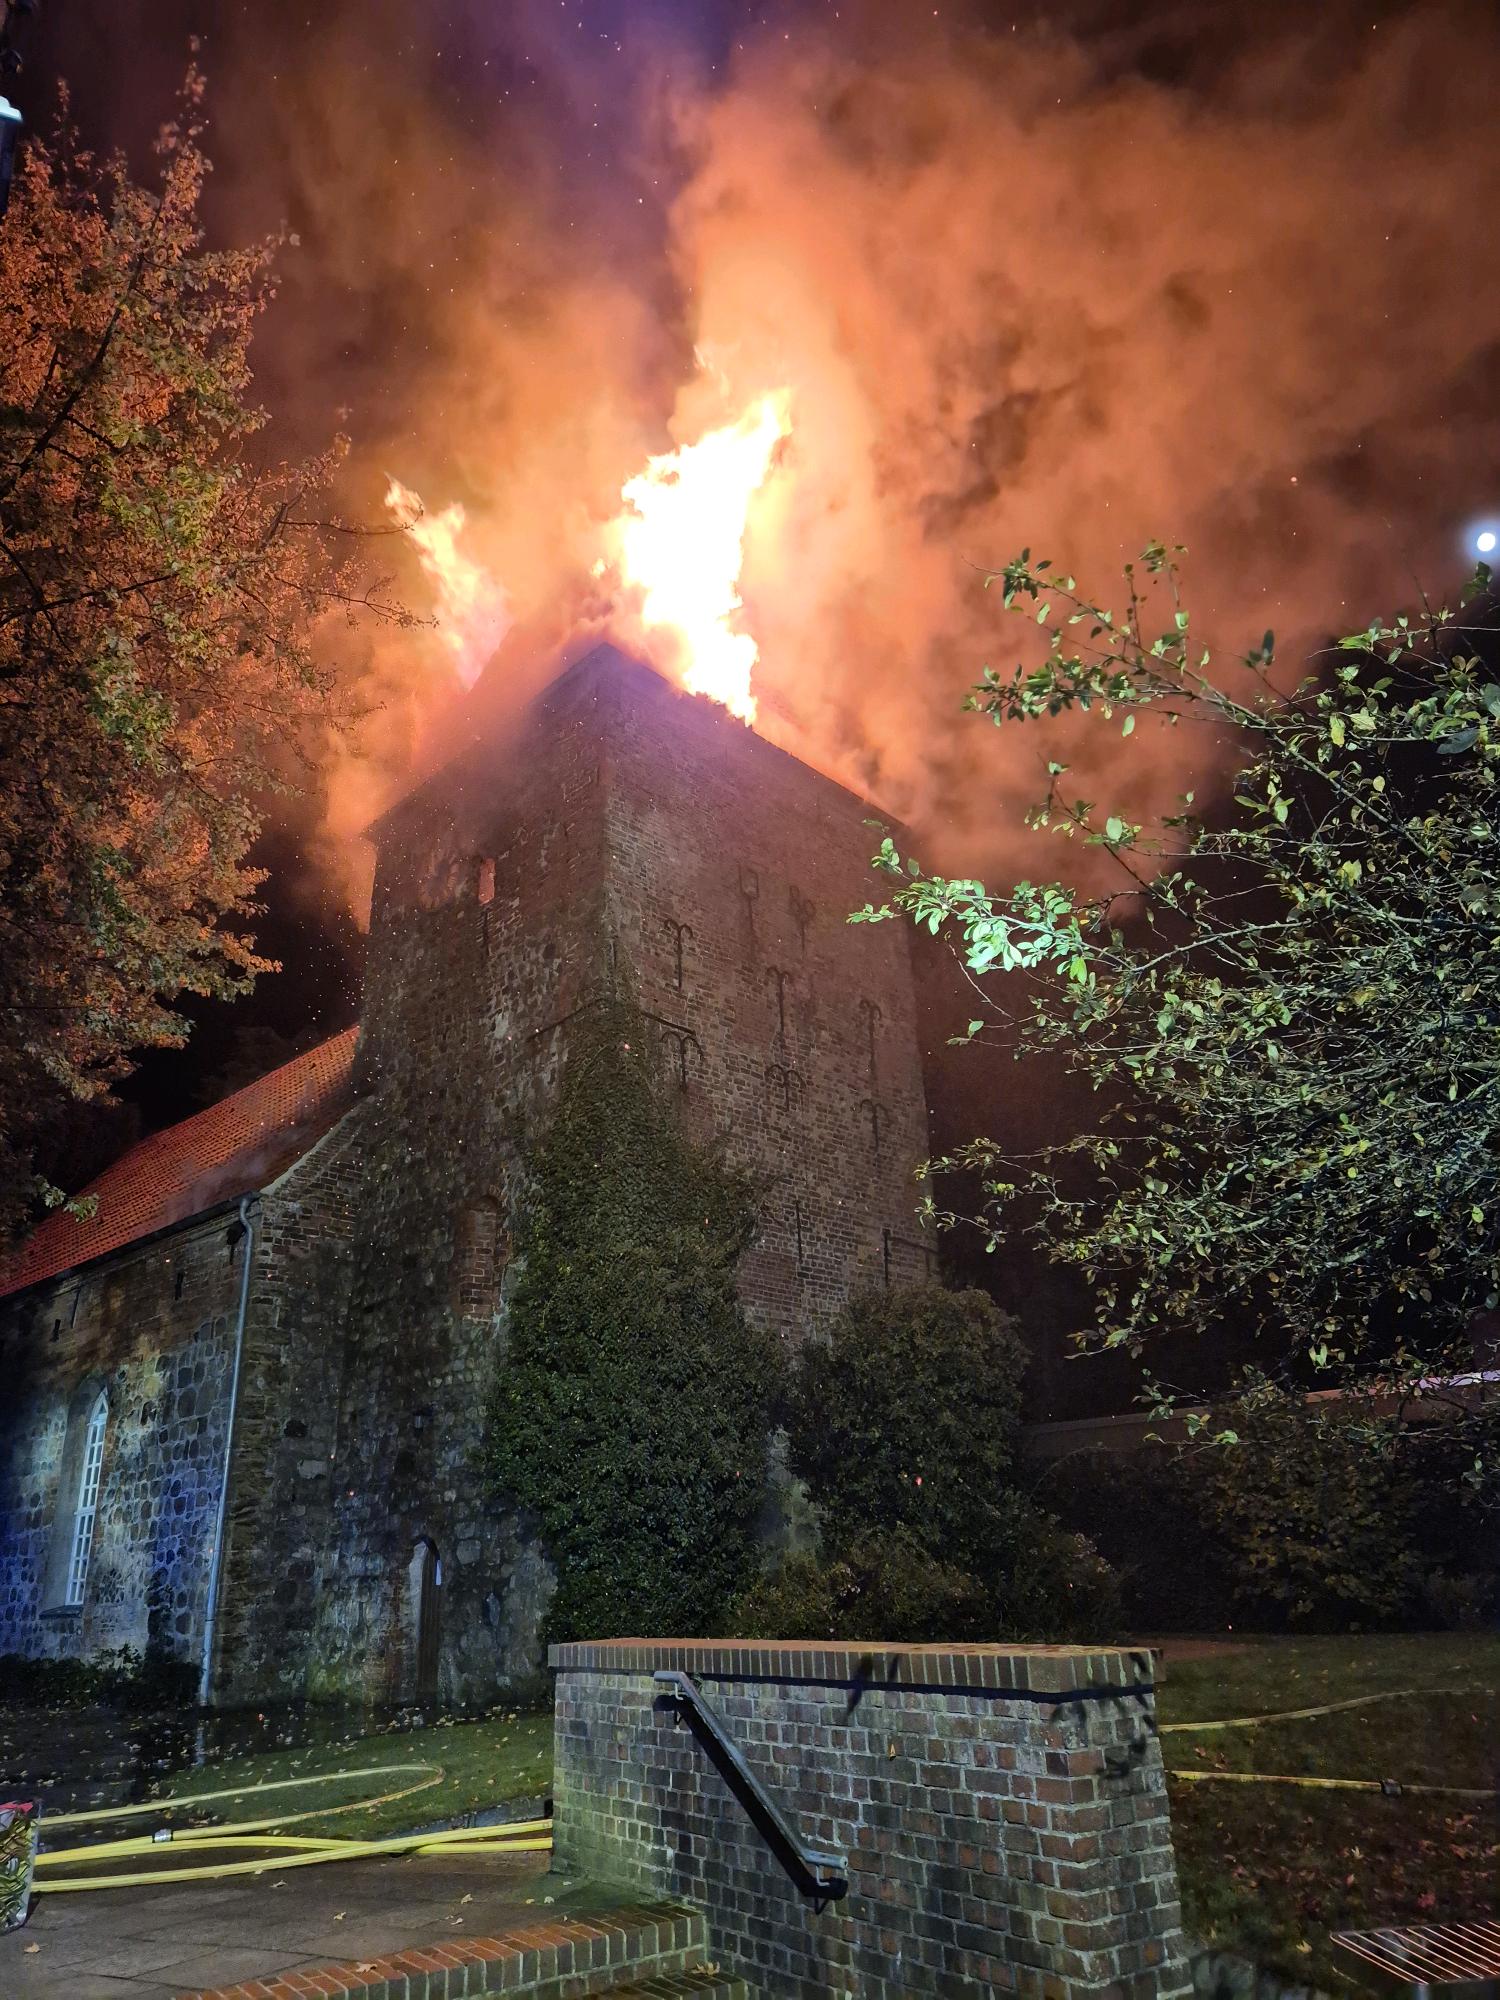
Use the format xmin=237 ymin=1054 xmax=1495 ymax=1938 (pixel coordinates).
xmin=0 ymin=1847 xmax=559 ymax=1998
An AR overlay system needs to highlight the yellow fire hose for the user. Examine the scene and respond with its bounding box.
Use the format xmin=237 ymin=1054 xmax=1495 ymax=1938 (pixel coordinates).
xmin=1158 ymin=1684 xmax=1472 ymax=1735
xmin=1160 ymin=1683 xmax=1499 ymax=1800
xmin=1166 ymin=1768 xmax=1498 ymax=1800
xmin=43 ymin=1763 xmax=447 ymax=1832
xmin=31 ymin=1765 xmax=553 ymax=1893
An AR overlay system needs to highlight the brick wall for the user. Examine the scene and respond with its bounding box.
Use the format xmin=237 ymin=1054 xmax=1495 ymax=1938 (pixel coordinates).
xmin=297 ymin=660 xmax=612 ymax=1704
xmin=551 ymin=1638 xmax=1192 ymax=1999
xmin=599 ymin=650 xmax=931 ymax=1339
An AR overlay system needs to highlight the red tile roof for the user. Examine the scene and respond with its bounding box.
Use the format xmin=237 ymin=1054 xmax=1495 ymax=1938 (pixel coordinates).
xmin=0 ymin=1027 xmax=359 ymax=1301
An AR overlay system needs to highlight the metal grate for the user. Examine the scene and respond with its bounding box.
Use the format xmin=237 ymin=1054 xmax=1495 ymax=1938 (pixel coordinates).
xmin=1332 ymin=1919 xmax=1500 ymax=1994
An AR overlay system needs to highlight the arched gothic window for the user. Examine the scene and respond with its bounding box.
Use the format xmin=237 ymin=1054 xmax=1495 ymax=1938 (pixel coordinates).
xmin=65 ymin=1392 xmax=108 ymax=1607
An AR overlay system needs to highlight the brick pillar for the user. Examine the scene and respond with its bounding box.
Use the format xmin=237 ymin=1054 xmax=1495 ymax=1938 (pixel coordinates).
xmin=550 ymin=1638 xmax=1192 ymax=1999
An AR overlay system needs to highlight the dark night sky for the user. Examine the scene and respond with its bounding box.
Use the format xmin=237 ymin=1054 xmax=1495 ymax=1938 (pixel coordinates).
xmin=13 ymin=0 xmax=1500 ymax=1200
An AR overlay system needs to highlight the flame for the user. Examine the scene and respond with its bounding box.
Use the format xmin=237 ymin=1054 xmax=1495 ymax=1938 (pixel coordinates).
xmin=607 ymin=391 xmax=791 ymax=723
xmin=384 ymin=476 xmax=511 ymax=689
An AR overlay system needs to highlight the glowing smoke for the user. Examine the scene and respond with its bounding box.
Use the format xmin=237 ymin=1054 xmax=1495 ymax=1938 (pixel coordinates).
xmin=156 ymin=0 xmax=1500 ymax=902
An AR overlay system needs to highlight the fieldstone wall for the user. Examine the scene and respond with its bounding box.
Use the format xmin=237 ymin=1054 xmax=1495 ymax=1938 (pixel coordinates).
xmin=0 ymin=1210 xmax=243 ymax=1666
xmin=213 ymin=1116 xmax=371 ymax=1704
xmin=0 ymin=646 xmax=937 ymax=1705
xmin=551 ymin=1638 xmax=1192 ymax=1999
xmin=293 ymin=646 xmax=933 ymax=1704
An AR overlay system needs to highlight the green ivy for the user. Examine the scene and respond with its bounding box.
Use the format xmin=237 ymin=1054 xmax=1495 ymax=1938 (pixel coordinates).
xmin=488 ymin=993 xmax=783 ymax=1642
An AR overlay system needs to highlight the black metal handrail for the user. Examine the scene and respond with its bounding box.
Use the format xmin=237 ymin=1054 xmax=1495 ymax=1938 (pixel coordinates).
xmin=652 ymin=1669 xmax=848 ymax=1905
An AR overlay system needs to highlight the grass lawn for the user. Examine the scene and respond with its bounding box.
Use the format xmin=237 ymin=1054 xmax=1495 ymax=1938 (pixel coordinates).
xmin=144 ymin=1708 xmax=553 ymax=1842
xmin=1155 ymin=1632 xmax=1500 ymax=1991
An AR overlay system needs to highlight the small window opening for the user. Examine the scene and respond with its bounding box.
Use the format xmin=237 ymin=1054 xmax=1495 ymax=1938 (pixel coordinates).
xmin=174 ymin=1269 xmax=185 ymax=1301
xmin=451 ymin=1199 xmax=509 ymax=1319
xmin=476 ymin=856 xmax=496 ymax=906
xmin=65 ymin=1393 xmax=108 ymax=1608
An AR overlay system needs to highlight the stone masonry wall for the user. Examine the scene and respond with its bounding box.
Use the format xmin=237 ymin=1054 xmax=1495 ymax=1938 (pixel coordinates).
xmin=298 ymin=646 xmax=935 ymax=1702
xmin=213 ymin=1114 xmax=371 ymax=1704
xmin=551 ymin=1638 xmax=1192 ymax=2000
xmin=302 ymin=663 xmax=613 ymax=1703
xmin=0 ymin=1212 xmax=243 ymax=1666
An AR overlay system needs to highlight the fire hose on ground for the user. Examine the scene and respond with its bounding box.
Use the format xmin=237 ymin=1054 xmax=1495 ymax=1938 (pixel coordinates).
xmin=6 ymin=1683 xmax=1493 ymax=1916
xmin=21 ymin=1763 xmax=553 ymax=1895
xmin=1159 ymin=1682 xmax=1499 ymax=1800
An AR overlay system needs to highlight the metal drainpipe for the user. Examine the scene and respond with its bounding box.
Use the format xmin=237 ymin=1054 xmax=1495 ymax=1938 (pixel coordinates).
xmin=198 ymin=1193 xmax=256 ymax=1710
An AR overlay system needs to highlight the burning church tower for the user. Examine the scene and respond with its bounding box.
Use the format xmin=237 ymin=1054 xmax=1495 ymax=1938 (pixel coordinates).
xmin=0 ymin=640 xmax=933 ymax=1704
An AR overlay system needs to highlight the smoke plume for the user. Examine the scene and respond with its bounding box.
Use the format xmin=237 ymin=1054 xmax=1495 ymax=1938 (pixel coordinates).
xmin=45 ymin=0 xmax=1500 ymax=909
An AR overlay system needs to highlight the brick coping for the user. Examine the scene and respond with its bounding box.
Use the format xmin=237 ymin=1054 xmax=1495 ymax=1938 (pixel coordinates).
xmin=547 ymin=1639 xmax=1156 ymax=1696
xmin=176 ymin=1899 xmax=706 ymax=2000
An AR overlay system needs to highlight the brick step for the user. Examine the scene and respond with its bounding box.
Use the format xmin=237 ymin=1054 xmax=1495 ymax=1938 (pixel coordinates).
xmin=177 ymin=1900 xmax=710 ymax=2000
xmin=606 ymin=1973 xmax=754 ymax=1999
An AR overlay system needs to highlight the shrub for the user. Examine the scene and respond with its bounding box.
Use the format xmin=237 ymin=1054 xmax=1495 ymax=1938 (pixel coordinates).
xmin=1040 ymin=1398 xmax=1500 ymax=1635
xmin=1039 ymin=1447 xmax=1235 ymax=1632
xmin=788 ymin=1283 xmax=1028 ymax=1572
xmin=999 ymin=1505 xmax=1125 ymax=1641
xmin=781 ymin=1283 xmax=1120 ymax=1641
xmin=0 ymin=1645 xmax=196 ymax=1710
xmin=731 ymin=1509 xmax=1122 ymax=1645
xmin=1422 ymin=1569 xmax=1499 ymax=1631
xmin=730 ymin=1529 xmax=994 ymax=1642
xmin=489 ymin=994 xmax=783 ymax=1642
xmin=1203 ymin=1384 xmax=1426 ymax=1630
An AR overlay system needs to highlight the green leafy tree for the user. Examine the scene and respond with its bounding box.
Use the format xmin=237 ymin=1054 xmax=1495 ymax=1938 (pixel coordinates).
xmin=857 ymin=544 xmax=1500 ymax=1441
xmin=489 ymin=995 xmax=783 ymax=1641
xmin=0 ymin=78 xmax=405 ymax=1244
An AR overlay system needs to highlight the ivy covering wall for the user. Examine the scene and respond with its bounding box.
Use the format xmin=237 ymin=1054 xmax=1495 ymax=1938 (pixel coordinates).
xmin=488 ymin=995 xmax=783 ymax=1641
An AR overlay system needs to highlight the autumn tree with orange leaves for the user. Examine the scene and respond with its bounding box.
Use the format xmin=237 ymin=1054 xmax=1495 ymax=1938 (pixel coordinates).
xmin=0 ymin=77 xmax=406 ymax=1244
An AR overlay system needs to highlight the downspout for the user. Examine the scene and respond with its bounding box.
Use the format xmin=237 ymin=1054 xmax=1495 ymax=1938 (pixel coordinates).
xmin=198 ymin=1192 xmax=257 ymax=1709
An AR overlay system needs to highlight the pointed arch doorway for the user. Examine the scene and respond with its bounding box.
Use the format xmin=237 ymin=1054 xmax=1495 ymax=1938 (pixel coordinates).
xmin=406 ymin=1538 xmax=442 ymax=1701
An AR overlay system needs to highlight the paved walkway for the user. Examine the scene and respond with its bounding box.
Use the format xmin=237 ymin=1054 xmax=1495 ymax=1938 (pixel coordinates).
xmin=0 ymin=1848 xmax=558 ymax=1999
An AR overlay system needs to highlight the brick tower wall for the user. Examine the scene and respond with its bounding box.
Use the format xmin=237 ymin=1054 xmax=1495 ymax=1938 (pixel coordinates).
xmin=303 ymin=664 xmax=610 ymax=1701
xmin=306 ymin=647 xmax=932 ymax=1701
xmin=599 ymin=651 xmax=932 ymax=1336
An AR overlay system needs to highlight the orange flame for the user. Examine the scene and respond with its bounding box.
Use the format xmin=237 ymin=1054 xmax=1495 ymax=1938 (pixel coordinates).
xmin=384 ymin=476 xmax=511 ymax=689
xmin=606 ymin=391 xmax=791 ymax=723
